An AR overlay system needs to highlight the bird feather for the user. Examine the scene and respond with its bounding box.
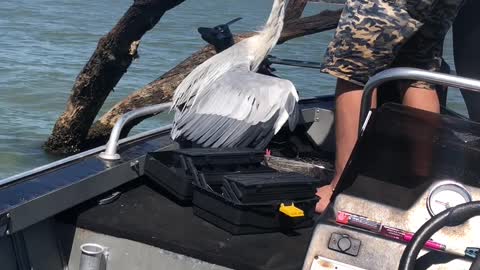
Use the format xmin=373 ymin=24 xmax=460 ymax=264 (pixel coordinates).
xmin=171 ymin=0 xmax=296 ymax=149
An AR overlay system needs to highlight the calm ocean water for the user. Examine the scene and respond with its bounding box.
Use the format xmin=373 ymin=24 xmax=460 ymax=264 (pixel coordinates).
xmin=0 ymin=0 xmax=466 ymax=178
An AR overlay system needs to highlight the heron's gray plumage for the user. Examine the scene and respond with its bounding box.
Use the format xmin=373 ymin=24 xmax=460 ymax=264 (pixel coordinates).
xmin=171 ymin=0 xmax=298 ymax=149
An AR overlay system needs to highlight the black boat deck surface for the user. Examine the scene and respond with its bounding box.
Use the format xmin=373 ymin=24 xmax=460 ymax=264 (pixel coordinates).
xmin=66 ymin=179 xmax=313 ymax=270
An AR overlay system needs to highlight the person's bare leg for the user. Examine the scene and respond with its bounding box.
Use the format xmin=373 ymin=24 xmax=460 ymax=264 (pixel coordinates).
xmin=403 ymin=86 xmax=440 ymax=177
xmin=403 ymin=87 xmax=440 ymax=113
xmin=316 ymin=79 xmax=364 ymax=213
xmin=333 ymin=80 xmax=365 ymax=180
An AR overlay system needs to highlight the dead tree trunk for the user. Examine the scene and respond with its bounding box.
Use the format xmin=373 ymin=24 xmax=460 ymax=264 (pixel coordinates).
xmin=285 ymin=0 xmax=308 ymax=21
xmin=86 ymin=9 xmax=342 ymax=146
xmin=279 ymin=10 xmax=341 ymax=44
xmin=44 ymin=0 xmax=185 ymax=154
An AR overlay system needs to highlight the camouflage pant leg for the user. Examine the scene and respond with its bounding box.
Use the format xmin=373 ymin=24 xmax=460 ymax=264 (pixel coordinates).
xmin=321 ymin=0 xmax=464 ymax=89
xmin=395 ymin=0 xmax=465 ymax=90
xmin=321 ymin=0 xmax=422 ymax=86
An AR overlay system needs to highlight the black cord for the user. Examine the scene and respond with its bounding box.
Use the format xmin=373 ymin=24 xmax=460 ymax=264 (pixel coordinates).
xmin=399 ymin=201 xmax=480 ymax=270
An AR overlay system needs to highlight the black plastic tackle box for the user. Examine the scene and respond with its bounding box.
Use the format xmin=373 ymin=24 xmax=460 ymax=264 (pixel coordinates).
xmin=193 ymin=185 xmax=320 ymax=234
xmin=145 ymin=148 xmax=328 ymax=234
xmin=222 ymin=172 xmax=320 ymax=203
xmin=144 ymin=148 xmax=272 ymax=201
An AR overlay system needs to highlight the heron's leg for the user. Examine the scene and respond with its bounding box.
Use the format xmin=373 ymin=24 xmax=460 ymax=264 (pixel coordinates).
xmin=316 ymin=79 xmax=376 ymax=213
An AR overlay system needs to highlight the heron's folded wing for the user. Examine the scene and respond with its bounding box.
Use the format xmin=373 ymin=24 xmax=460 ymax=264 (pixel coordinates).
xmin=172 ymin=70 xmax=298 ymax=148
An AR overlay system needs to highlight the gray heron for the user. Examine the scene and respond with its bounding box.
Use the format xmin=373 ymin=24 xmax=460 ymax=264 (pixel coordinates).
xmin=171 ymin=0 xmax=298 ymax=149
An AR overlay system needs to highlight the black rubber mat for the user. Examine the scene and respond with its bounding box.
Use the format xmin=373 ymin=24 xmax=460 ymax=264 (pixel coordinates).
xmin=64 ymin=179 xmax=314 ymax=270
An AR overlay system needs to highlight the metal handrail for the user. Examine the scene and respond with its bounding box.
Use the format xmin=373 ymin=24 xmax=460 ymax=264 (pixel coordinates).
xmin=359 ymin=68 xmax=480 ymax=135
xmin=98 ymin=102 xmax=172 ymax=160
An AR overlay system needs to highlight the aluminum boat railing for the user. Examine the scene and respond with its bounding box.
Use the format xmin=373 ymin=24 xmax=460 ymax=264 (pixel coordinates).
xmin=359 ymin=68 xmax=480 ymax=135
xmin=99 ymin=102 xmax=172 ymax=160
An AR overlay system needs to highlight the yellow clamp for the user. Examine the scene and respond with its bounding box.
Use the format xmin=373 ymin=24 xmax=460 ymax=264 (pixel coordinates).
xmin=279 ymin=203 xmax=304 ymax=218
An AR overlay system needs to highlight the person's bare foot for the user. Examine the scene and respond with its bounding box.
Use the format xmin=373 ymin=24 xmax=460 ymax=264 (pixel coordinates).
xmin=315 ymin=184 xmax=334 ymax=213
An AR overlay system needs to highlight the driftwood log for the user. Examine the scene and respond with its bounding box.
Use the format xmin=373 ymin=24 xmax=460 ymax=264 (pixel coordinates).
xmin=44 ymin=0 xmax=185 ymax=154
xmin=285 ymin=0 xmax=308 ymax=21
xmin=46 ymin=0 xmax=341 ymax=154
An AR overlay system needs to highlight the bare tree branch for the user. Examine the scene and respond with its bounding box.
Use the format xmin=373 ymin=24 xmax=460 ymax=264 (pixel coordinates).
xmin=279 ymin=9 xmax=341 ymax=44
xmin=285 ymin=0 xmax=309 ymax=21
xmin=44 ymin=0 xmax=185 ymax=154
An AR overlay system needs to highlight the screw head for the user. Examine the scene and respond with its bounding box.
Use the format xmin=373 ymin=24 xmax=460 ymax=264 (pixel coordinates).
xmin=130 ymin=160 xmax=139 ymax=167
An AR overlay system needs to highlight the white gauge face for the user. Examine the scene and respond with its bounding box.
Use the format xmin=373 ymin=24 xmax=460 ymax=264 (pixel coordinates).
xmin=427 ymin=182 xmax=472 ymax=217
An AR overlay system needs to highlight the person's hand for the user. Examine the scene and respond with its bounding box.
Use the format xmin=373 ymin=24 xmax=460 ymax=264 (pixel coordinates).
xmin=315 ymin=184 xmax=334 ymax=214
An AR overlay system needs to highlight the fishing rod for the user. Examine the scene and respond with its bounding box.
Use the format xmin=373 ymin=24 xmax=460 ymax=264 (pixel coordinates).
xmin=267 ymin=55 xmax=322 ymax=70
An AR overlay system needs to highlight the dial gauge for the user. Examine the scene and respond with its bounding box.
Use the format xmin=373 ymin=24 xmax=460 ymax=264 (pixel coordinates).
xmin=427 ymin=181 xmax=472 ymax=217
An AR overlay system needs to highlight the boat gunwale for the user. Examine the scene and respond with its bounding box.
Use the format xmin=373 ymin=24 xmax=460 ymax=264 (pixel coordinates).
xmin=0 ymin=125 xmax=172 ymax=187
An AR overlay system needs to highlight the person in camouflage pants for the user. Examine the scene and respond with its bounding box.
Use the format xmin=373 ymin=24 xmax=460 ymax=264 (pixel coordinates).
xmin=316 ymin=0 xmax=465 ymax=213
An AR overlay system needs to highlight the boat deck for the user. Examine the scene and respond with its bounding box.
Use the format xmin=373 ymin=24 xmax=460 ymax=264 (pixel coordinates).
xmin=61 ymin=179 xmax=313 ymax=270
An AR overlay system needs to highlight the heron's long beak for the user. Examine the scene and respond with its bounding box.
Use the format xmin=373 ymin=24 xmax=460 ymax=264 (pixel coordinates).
xmin=198 ymin=27 xmax=211 ymax=36
xmin=225 ymin=17 xmax=242 ymax=26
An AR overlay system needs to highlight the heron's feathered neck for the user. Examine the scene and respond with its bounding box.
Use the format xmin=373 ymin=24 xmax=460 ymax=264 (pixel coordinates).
xmin=170 ymin=0 xmax=286 ymax=112
xmin=250 ymin=0 xmax=285 ymax=71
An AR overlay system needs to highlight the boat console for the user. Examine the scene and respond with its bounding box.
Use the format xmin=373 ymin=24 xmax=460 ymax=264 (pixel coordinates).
xmin=304 ymin=102 xmax=480 ymax=269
